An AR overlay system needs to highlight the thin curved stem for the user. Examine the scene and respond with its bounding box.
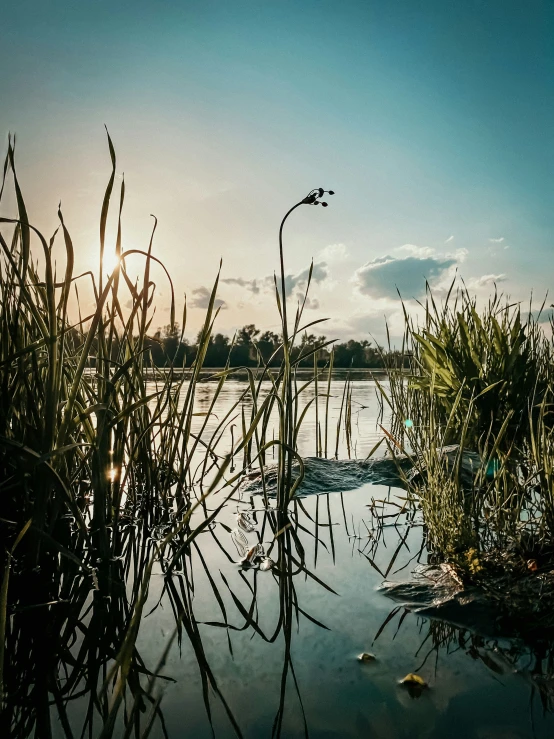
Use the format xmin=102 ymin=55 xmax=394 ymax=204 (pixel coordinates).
xmin=278 ymin=201 xmax=303 ymax=345
xmin=277 ymin=200 xmax=306 ymax=510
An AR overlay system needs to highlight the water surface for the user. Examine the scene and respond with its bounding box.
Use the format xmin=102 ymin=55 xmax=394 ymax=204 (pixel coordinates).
xmin=51 ymin=377 xmax=554 ymax=738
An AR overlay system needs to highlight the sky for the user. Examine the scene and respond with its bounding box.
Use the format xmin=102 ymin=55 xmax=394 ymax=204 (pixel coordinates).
xmin=1 ymin=0 xmax=553 ymax=342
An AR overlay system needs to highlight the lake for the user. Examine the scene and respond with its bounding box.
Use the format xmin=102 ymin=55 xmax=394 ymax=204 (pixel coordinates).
xmin=52 ymin=376 xmax=554 ymax=738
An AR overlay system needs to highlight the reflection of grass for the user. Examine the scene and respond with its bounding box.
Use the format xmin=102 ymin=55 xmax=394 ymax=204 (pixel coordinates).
xmin=204 ymin=499 xmax=340 ymax=738
xmin=375 ymin=604 xmax=554 ymax=715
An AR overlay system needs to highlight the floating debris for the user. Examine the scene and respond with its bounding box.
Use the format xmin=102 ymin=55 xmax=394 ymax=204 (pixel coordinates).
xmin=239 ymin=446 xmax=482 ymax=498
xmin=231 ymin=528 xmax=249 ymax=558
xmin=357 ymin=652 xmax=376 ymax=662
xmin=237 ymin=511 xmax=256 ymax=533
xmin=239 ymin=456 xmax=410 ymax=497
xmin=241 ymin=543 xmax=264 ymax=567
xmin=399 ymin=673 xmax=428 ymax=697
xmin=259 ymin=557 xmax=275 ymax=572
xmin=440 ymin=562 xmax=464 ymax=588
xmin=400 ymin=673 xmax=427 ymax=687
xmin=382 ymin=559 xmax=554 ymax=640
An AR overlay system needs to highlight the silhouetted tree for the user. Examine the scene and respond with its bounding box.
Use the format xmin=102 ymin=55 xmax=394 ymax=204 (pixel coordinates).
xmin=237 ymin=324 xmax=259 ymax=345
xmin=256 ymin=330 xmax=281 ymax=364
xmin=205 ymin=333 xmax=231 ymax=366
xmin=143 ymin=322 xmax=402 ymax=368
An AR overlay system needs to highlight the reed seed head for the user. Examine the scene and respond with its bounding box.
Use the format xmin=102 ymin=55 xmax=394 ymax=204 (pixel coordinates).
xmin=301 ymin=188 xmax=335 ymax=206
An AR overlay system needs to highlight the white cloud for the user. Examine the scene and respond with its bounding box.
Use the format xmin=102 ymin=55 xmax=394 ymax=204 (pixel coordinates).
xmin=283 ymin=262 xmax=328 ymax=296
xmin=453 ymin=248 xmax=469 ymax=263
xmin=488 ymin=237 xmax=505 ymax=243
xmin=317 ymin=243 xmax=349 ymax=262
xmin=223 ymin=261 xmax=329 ymax=299
xmin=444 ymin=235 xmax=454 ymax=243
xmin=467 ymin=273 xmax=507 ymax=288
xmin=353 ymin=253 xmax=457 ymax=299
xmin=395 ymin=243 xmax=436 ymax=258
xmin=297 ymin=293 xmax=319 ymax=310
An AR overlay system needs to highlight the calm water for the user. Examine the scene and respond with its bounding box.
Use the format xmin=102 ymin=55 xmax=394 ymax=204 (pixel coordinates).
xmin=54 ymin=377 xmax=554 ymax=738
xmin=180 ymin=375 xmax=388 ymax=461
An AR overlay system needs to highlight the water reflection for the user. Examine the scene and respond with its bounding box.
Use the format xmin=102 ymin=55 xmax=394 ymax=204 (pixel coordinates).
xmin=170 ymin=377 xmax=389 ymax=464
xmin=4 ymin=378 xmax=554 ymax=737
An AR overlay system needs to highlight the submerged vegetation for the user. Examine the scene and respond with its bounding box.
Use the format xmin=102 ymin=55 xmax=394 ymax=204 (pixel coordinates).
xmin=0 ymin=132 xmax=553 ymax=737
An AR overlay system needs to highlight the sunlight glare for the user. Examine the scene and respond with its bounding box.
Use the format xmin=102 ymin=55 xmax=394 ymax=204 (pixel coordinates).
xmin=102 ymin=250 xmax=120 ymax=275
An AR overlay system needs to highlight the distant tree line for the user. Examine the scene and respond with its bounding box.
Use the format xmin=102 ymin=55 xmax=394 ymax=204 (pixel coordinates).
xmin=143 ymin=323 xmax=407 ymax=368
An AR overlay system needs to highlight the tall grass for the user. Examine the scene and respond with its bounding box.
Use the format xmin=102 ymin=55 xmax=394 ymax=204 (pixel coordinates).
xmin=0 ymin=132 xmax=280 ymax=735
xmin=380 ymin=285 xmax=554 ymax=565
xmin=0 ymin=134 xmax=342 ymax=736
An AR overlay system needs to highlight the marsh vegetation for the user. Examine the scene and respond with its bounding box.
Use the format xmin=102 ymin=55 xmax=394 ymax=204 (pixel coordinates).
xmin=0 ymin=135 xmax=553 ymax=738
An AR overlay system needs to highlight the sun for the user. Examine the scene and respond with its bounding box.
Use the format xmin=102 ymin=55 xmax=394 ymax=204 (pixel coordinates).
xmin=101 ymin=250 xmax=120 ymax=275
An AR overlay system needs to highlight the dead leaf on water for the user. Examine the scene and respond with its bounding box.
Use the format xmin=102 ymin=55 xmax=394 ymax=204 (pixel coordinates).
xmin=400 ymin=673 xmax=427 ymax=687
xmin=399 ymin=673 xmax=428 ymax=699
xmin=241 ymin=543 xmax=264 ymax=567
xmin=357 ymin=652 xmax=376 ymax=662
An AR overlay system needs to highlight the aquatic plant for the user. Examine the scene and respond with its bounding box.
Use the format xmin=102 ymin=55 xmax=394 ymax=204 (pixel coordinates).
xmin=0 ymin=132 xmax=271 ymax=735
xmin=410 ymin=287 xmax=551 ymax=444
xmin=380 ymin=284 xmax=554 ymax=563
xmin=0 ymin=132 xmax=352 ymax=736
xmin=273 ymin=188 xmax=335 ymax=509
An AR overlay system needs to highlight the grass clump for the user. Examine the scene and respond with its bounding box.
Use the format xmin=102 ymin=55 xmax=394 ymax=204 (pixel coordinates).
xmin=0 ymin=132 xmax=340 ymax=736
xmin=382 ymin=285 xmax=554 ymax=571
xmin=0 ymin=132 xmax=270 ymax=736
xmin=411 ymin=289 xmax=551 ymax=445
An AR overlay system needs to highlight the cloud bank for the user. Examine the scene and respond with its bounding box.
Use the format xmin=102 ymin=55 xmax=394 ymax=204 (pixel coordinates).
xmin=467 ymin=273 xmax=507 ymax=288
xmin=353 ymin=253 xmax=457 ymax=299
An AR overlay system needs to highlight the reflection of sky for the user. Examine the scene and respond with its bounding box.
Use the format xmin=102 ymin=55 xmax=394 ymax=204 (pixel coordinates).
xmin=125 ymin=378 xmax=554 ymax=738
xmin=133 ymin=481 xmax=554 ymax=739
xmin=2 ymin=1 xmax=553 ymax=342
xmin=170 ymin=378 xmax=390 ymax=464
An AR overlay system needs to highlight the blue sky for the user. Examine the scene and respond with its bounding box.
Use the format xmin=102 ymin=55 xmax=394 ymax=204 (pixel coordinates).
xmin=1 ymin=0 xmax=552 ymax=340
